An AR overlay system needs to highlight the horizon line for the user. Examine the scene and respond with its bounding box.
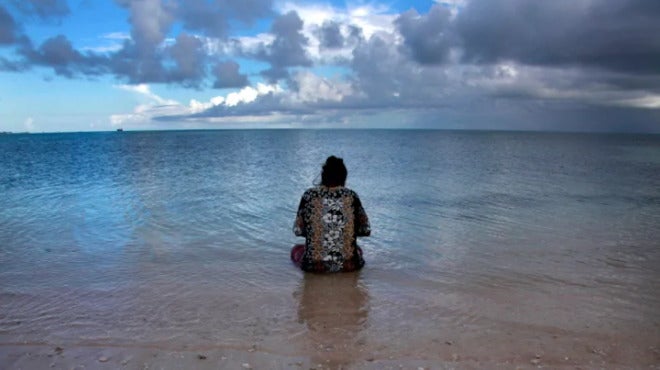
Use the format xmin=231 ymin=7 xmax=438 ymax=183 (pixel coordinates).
xmin=2 ymin=127 xmax=659 ymax=136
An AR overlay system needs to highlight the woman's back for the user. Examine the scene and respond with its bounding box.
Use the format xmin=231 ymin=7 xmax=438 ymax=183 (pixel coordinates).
xmin=293 ymin=185 xmax=370 ymax=272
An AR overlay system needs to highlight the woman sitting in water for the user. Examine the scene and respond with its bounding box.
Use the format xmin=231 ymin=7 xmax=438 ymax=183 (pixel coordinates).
xmin=291 ymin=156 xmax=371 ymax=273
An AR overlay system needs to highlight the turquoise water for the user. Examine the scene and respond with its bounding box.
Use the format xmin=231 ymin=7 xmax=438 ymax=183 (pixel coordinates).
xmin=1 ymin=130 xmax=659 ymax=364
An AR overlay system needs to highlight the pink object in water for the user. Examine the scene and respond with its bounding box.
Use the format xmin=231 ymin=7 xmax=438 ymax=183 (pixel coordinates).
xmin=290 ymin=244 xmax=305 ymax=267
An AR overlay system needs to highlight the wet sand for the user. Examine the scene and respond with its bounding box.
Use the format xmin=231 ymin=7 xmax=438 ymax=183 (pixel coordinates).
xmin=2 ymin=327 xmax=658 ymax=370
xmin=1 ymin=321 xmax=658 ymax=369
xmin=2 ymin=272 xmax=658 ymax=369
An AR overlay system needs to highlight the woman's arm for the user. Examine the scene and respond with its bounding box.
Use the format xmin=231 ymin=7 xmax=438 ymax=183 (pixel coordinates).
xmin=293 ymin=196 xmax=307 ymax=237
xmin=354 ymin=195 xmax=371 ymax=237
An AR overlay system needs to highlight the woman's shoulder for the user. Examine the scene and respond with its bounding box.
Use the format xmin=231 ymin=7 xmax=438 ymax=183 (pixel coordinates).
xmin=303 ymin=186 xmax=321 ymax=195
xmin=302 ymin=186 xmax=324 ymax=198
xmin=304 ymin=186 xmax=359 ymax=198
xmin=340 ymin=187 xmax=359 ymax=197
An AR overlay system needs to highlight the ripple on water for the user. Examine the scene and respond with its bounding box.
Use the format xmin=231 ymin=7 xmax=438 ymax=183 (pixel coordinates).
xmin=1 ymin=130 xmax=660 ymax=354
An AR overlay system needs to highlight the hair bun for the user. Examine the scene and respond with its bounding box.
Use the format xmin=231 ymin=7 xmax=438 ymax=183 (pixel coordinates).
xmin=326 ymin=155 xmax=343 ymax=165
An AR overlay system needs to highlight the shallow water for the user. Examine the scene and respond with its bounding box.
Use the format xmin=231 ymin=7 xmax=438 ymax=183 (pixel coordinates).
xmin=1 ymin=130 xmax=659 ymax=366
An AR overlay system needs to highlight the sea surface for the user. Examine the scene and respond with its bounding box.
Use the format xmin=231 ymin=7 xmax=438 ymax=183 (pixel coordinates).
xmin=1 ymin=130 xmax=659 ymax=366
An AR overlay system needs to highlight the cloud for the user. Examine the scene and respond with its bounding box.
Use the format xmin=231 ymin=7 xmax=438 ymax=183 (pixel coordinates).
xmin=115 ymin=83 xmax=178 ymax=105
xmin=617 ymin=95 xmax=660 ymax=109
xmin=2 ymin=0 xmax=276 ymax=85
xmin=174 ymin=19 xmax=659 ymax=129
xmin=455 ymin=0 xmax=660 ymax=74
xmin=168 ymin=33 xmax=206 ymax=86
xmin=396 ymin=1 xmax=660 ymax=74
xmin=184 ymin=83 xmax=286 ymax=118
xmin=165 ymin=71 xmax=358 ymax=121
xmin=111 ymin=82 xmax=285 ymax=125
xmin=18 ymin=35 xmax=109 ymax=77
xmin=350 ymin=31 xmax=444 ymax=106
xmin=2 ymin=0 xmax=659 ymax=132
xmin=178 ymin=0 xmax=229 ymax=38
xmin=163 ymin=0 xmax=274 ymax=39
xmin=0 ymin=57 xmax=28 ymax=72
xmin=0 ymin=5 xmax=18 ymax=45
xmin=212 ymin=60 xmax=249 ymax=89
xmin=396 ymin=5 xmax=454 ymax=64
xmin=111 ymin=0 xmax=175 ymax=82
xmin=316 ymin=21 xmax=344 ymax=49
xmin=222 ymin=0 xmax=273 ymax=23
xmin=110 ymin=83 xmax=182 ymax=125
xmin=276 ymin=2 xmax=388 ymax=65
xmin=254 ymin=11 xmax=312 ymax=82
xmin=102 ymin=6 xmax=200 ymax=85
xmin=225 ymin=83 xmax=280 ymax=106
xmin=286 ymin=70 xmax=354 ymax=104
xmin=117 ymin=0 xmax=174 ymax=46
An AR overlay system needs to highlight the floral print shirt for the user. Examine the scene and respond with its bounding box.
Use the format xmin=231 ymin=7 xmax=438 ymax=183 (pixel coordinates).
xmin=293 ymin=186 xmax=371 ymax=273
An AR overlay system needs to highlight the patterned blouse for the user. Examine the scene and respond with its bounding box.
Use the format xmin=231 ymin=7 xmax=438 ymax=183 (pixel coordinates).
xmin=293 ymin=186 xmax=371 ymax=273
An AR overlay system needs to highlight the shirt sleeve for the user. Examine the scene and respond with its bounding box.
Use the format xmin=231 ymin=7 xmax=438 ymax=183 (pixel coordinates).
xmin=293 ymin=194 xmax=307 ymax=237
xmin=353 ymin=194 xmax=371 ymax=237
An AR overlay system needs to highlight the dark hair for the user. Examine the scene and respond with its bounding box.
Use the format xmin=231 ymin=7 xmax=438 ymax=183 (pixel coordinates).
xmin=321 ymin=156 xmax=347 ymax=187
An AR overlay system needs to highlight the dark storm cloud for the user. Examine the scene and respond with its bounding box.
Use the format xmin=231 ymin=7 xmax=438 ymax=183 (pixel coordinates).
xmin=394 ymin=1 xmax=660 ymax=75
xmin=351 ymin=32 xmax=451 ymax=108
xmin=178 ymin=0 xmax=229 ymax=38
xmin=108 ymin=35 xmax=209 ymax=86
xmin=18 ymin=35 xmax=108 ymax=77
xmin=110 ymin=0 xmax=211 ymax=86
xmin=396 ymin=5 xmax=453 ymax=64
xmin=108 ymin=41 xmax=167 ymax=83
xmin=109 ymin=0 xmax=174 ymax=82
xmin=212 ymin=60 xmax=249 ymax=88
xmin=454 ymin=0 xmax=660 ymax=74
xmin=253 ymin=11 xmax=312 ymax=82
xmin=317 ymin=21 xmax=344 ymax=49
xmin=0 ymin=5 xmax=18 ymax=45
xmin=116 ymin=0 xmax=175 ymax=50
xmin=219 ymin=0 xmax=273 ymax=23
xmin=170 ymin=0 xmax=273 ymax=38
xmin=9 ymin=0 xmax=70 ymax=21
xmin=0 ymin=56 xmax=28 ymax=72
xmin=351 ymin=34 xmax=403 ymax=102
xmin=169 ymin=33 xmax=206 ymax=86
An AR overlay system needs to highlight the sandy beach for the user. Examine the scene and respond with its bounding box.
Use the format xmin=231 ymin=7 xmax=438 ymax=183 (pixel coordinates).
xmin=1 ymin=315 xmax=658 ymax=369
xmin=2 ymin=271 xmax=658 ymax=370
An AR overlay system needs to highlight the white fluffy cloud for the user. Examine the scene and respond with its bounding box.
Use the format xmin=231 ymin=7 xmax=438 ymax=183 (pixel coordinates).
xmin=110 ymin=83 xmax=284 ymax=126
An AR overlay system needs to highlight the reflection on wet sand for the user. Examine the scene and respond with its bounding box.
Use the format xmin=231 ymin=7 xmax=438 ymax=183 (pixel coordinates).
xmin=294 ymin=272 xmax=370 ymax=369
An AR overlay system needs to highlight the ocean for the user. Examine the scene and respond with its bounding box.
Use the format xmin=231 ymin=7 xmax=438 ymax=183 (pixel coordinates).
xmin=1 ymin=129 xmax=659 ymax=367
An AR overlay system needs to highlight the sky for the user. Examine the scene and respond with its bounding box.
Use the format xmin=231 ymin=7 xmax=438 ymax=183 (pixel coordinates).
xmin=0 ymin=0 xmax=659 ymax=133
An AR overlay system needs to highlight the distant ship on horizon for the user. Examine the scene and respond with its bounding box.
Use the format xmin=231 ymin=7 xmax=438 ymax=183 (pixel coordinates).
xmin=116 ymin=128 xmax=123 ymax=132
